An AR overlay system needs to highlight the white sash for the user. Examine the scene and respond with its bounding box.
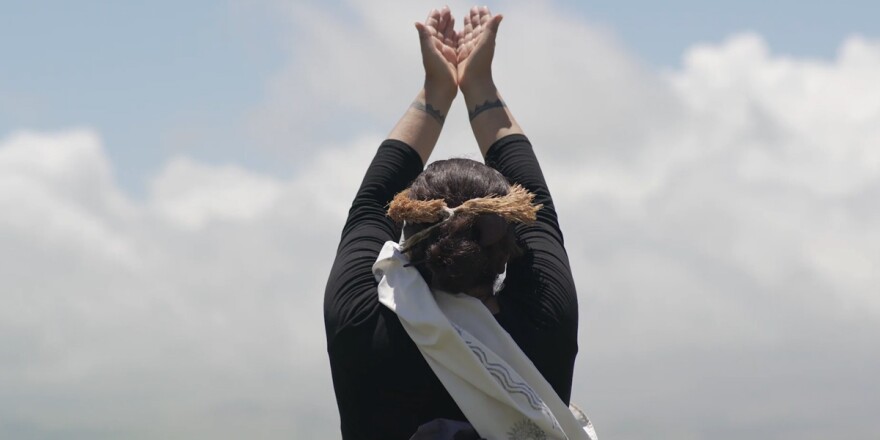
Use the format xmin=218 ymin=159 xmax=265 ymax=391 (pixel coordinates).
xmin=373 ymin=241 xmax=597 ymax=440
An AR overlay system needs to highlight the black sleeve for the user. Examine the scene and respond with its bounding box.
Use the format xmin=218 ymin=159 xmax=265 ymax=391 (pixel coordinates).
xmin=323 ymin=140 xmax=424 ymax=438
xmin=324 ymin=140 xmax=424 ymax=344
xmin=484 ymin=134 xmax=579 ymax=331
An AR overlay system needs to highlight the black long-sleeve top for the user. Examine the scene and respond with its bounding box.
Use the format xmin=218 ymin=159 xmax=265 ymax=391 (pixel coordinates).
xmin=324 ymin=134 xmax=579 ymax=440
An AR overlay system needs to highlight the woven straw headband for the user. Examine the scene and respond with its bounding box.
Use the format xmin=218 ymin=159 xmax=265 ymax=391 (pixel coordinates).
xmin=387 ymin=184 xmax=542 ymax=252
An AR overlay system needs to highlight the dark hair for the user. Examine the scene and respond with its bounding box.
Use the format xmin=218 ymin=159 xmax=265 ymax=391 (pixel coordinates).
xmin=404 ymin=158 xmax=521 ymax=293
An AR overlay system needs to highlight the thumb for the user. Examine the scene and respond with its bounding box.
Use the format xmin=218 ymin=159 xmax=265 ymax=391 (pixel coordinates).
xmin=414 ymin=22 xmax=429 ymax=41
xmin=488 ymin=14 xmax=503 ymax=33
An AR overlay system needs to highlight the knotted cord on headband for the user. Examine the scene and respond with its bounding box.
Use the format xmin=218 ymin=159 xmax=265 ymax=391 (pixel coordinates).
xmin=387 ymin=184 xmax=543 ymax=253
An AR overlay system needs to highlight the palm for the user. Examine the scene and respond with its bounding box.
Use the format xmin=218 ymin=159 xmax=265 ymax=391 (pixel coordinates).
xmin=417 ymin=7 xmax=458 ymax=90
xmin=456 ymin=6 xmax=502 ymax=89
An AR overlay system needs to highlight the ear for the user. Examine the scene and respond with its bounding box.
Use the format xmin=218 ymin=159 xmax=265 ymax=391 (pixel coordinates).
xmin=476 ymin=214 xmax=507 ymax=247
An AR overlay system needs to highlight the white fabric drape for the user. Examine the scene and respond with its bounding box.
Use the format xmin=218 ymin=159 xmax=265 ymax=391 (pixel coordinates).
xmin=373 ymin=241 xmax=597 ymax=440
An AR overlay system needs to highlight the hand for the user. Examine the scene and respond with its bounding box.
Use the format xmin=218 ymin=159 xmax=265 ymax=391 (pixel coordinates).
xmin=415 ymin=7 xmax=459 ymax=98
xmin=456 ymin=6 xmax=503 ymax=94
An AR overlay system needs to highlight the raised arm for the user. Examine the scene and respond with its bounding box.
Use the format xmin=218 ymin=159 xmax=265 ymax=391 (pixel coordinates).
xmin=458 ymin=7 xmax=577 ymax=333
xmin=325 ymin=7 xmax=461 ymax=336
xmin=388 ymin=6 xmax=459 ymax=164
xmin=456 ymin=6 xmax=524 ymax=156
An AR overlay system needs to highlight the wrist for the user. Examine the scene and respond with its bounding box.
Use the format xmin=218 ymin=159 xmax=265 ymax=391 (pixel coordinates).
xmin=423 ymin=79 xmax=457 ymax=105
xmin=460 ymin=77 xmax=496 ymax=99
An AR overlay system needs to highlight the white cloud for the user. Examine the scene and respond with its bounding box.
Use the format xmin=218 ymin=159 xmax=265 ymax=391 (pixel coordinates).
xmin=0 ymin=130 xmax=139 ymax=266
xmin=2 ymin=2 xmax=879 ymax=439
xmin=149 ymin=157 xmax=284 ymax=229
xmin=0 ymin=129 xmax=357 ymax=438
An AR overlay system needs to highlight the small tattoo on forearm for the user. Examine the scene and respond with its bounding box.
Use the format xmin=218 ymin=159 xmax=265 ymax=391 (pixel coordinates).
xmin=468 ymin=99 xmax=506 ymax=121
xmin=412 ymin=101 xmax=446 ymax=124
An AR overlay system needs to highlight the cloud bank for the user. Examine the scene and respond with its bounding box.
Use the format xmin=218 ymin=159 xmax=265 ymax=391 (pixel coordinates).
xmin=1 ymin=2 xmax=878 ymax=439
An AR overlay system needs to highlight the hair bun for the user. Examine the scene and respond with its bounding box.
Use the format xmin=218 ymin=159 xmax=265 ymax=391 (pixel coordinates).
xmin=424 ymin=215 xmax=486 ymax=292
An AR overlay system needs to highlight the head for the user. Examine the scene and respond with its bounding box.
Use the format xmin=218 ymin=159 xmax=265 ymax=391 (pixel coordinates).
xmin=393 ymin=158 xmax=529 ymax=294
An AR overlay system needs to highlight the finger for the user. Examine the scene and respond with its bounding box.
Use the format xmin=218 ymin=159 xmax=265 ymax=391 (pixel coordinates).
xmin=463 ymin=13 xmax=473 ymax=40
xmin=443 ymin=16 xmax=456 ymax=47
xmin=426 ymin=8 xmax=440 ymax=34
xmin=443 ymin=10 xmax=455 ymax=39
xmin=456 ymin=24 xmax=466 ymax=53
xmin=441 ymin=5 xmax=451 ymax=23
xmin=437 ymin=7 xmax=450 ymax=37
xmin=437 ymin=6 xmax=449 ymax=33
xmin=466 ymin=7 xmax=478 ymax=42
xmin=455 ymin=30 xmax=466 ymax=57
xmin=472 ymin=6 xmax=484 ymax=39
xmin=479 ymin=6 xmax=490 ymax=27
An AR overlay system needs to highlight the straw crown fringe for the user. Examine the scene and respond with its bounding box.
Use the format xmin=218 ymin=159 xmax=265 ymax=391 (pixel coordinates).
xmin=387 ymin=184 xmax=543 ymax=225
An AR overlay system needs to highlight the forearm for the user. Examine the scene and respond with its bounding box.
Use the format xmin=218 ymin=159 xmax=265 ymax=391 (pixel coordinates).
xmin=388 ymin=84 xmax=456 ymax=164
xmin=462 ymin=82 xmax=524 ymax=157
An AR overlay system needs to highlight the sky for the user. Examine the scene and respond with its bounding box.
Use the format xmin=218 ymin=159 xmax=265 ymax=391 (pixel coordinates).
xmin=1 ymin=1 xmax=879 ymax=439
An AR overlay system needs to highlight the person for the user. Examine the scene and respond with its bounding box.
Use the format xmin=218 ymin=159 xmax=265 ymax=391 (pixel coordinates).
xmin=324 ymin=6 xmax=594 ymax=439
